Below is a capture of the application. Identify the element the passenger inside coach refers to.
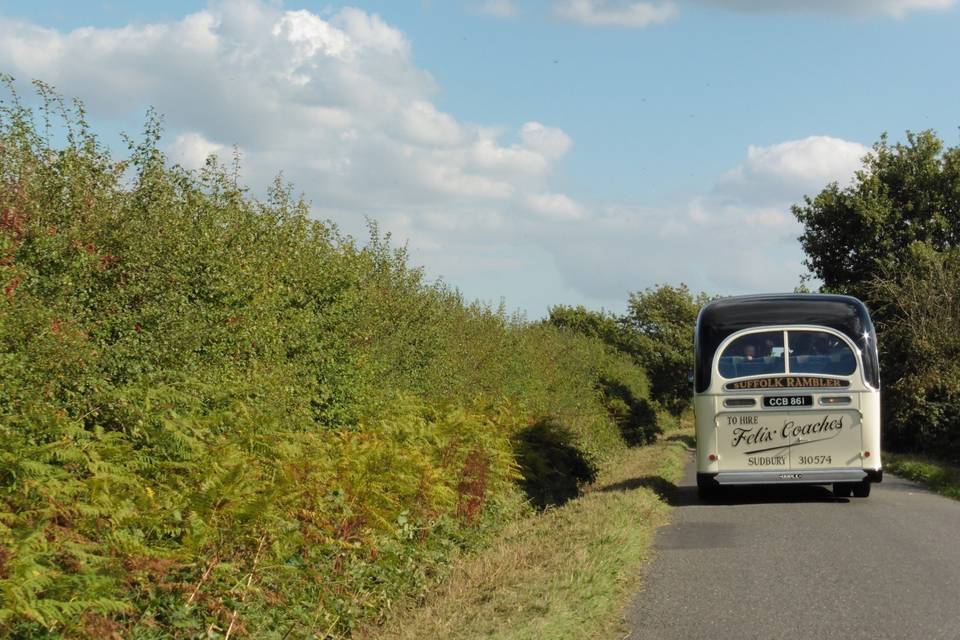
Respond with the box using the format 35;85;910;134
717;331;786;379
788;331;856;375
762;339;771;357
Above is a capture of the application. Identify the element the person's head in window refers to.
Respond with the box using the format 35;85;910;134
762;338;775;357
743;344;757;360
811;335;831;355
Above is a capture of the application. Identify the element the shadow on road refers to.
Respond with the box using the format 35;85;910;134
597;474;851;506
693;483;850;506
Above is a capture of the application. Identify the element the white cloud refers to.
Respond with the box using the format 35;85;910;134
272;10;354;63
526;192;586;219
167;132;231;170
400;101;464;146
519;122;573;159
555;0;954;28
475;0;520;17
715;136;868;204
554;0;678;27
535;135;870;301
689;0;955;17
0;2;575;226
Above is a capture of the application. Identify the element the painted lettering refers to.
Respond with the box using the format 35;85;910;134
731;426;775;448
781;415;844;439
725;376;849;391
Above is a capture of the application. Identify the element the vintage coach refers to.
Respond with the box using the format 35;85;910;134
693;294;882;499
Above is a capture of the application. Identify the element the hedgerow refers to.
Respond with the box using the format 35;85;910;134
0;80;660;638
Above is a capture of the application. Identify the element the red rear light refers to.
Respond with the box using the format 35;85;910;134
708;453;718;461
863;451;871;458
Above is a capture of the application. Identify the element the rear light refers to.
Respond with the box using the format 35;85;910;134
864;451;871;458
708;453;718;461
819;396;852;405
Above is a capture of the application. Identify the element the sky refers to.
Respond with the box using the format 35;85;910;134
0;0;958;316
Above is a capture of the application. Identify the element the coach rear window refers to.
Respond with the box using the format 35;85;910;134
717;331;785;379
787;330;857;376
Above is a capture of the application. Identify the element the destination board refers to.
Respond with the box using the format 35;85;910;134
725;376;850;391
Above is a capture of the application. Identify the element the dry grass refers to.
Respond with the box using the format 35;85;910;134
360;424;694;640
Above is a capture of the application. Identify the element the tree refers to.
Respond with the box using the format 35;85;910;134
867;245;960;458
547;288;712;415
794;129;960;458
624;284;712;414
793;130;960;300
545;305;635;354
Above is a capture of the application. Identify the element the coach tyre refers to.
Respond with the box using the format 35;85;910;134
852;480;871;498
697;474;719;501
833;482;853;498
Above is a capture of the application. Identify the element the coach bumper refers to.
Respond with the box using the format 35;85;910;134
704;469;870;485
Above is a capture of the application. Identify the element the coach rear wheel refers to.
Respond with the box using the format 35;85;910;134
833;482;853;498
852;481;872;498
697;475;720;501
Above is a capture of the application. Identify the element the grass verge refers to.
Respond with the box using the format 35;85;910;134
885;453;960;500
360;425;694;640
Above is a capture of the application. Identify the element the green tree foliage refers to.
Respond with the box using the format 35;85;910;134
544;305;631;353
793;130;960;298
624;285;712;414
548;287;710;416
868;246;960;460
0;80;661;638
794;129;960;460
545;306;662;442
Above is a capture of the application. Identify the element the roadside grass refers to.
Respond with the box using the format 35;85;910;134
885;453;960;500
360;423;694;640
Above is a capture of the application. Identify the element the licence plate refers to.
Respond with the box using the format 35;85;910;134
763;395;812;408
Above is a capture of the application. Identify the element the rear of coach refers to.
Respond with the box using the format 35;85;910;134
693;295;882;499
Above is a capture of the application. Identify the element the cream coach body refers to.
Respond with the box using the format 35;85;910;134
693;294;882;499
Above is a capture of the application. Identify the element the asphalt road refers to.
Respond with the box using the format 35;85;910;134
624;461;960;640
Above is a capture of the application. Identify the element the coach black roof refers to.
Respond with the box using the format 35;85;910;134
694;294;880;392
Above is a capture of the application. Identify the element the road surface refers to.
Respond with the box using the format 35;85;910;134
625;462;960;639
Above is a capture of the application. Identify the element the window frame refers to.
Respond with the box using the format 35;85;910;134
714;325;862;382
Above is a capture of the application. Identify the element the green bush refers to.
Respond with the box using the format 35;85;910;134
0;81;660;637
548;285;712;416
868;244;960;462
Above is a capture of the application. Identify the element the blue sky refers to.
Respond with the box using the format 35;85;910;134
1;0;958;315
